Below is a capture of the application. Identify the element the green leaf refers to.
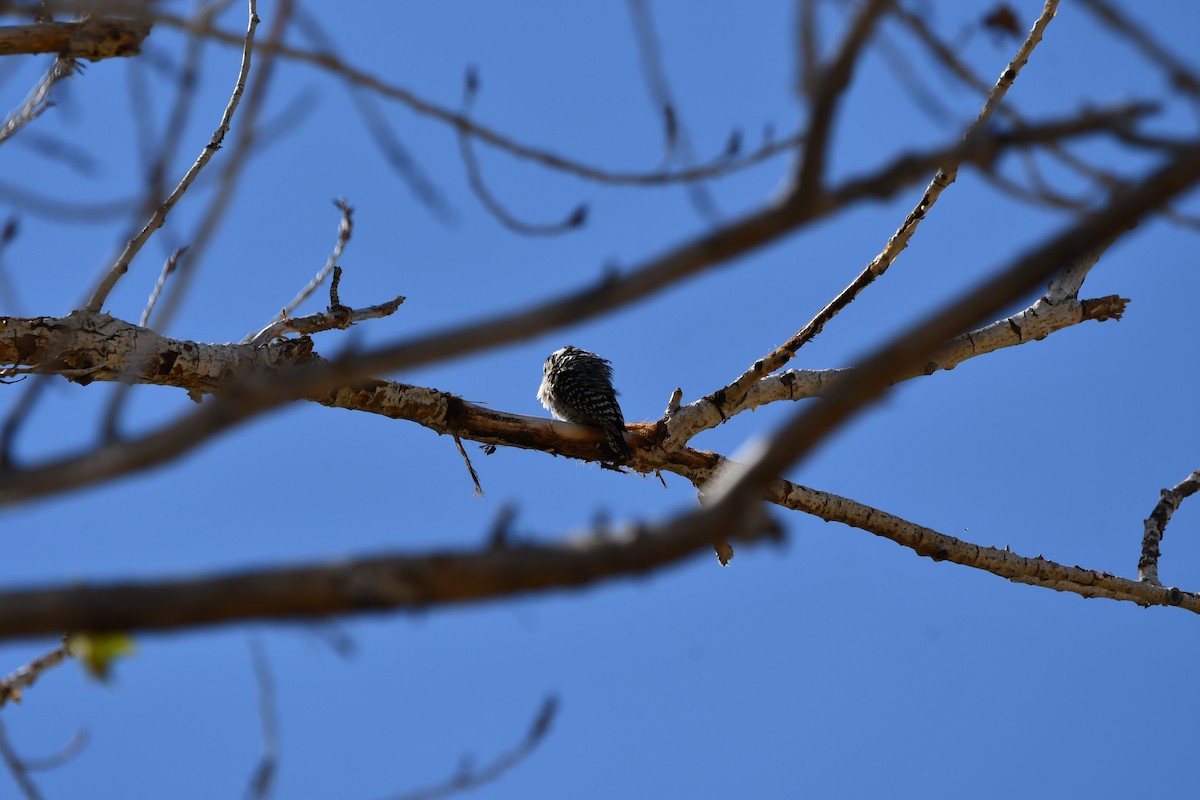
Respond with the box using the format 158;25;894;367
66;632;136;681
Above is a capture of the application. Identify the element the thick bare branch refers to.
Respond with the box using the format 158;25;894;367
0;18;150;60
665;290;1127;443
0;103;1168;506
0;137;1195;633
664;451;1200;612
696;139;1200;542
1;434;1199;641
0;508;779;640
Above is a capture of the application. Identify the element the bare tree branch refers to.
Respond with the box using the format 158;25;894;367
1077;0;1200;97
697;139;1200;543
732;0;1063;411
1138;469;1200;585
0;56;77;147
456;68;587;236
0;136;1197;636
244;197;355;345
0;641;69;708
243;638;279;800
83;0;259;314
792;0;893;206
0;101;1163;505
148;7;806;188
0;17;150;60
667;450;1200;611
626;0;721;221
3;435;1200;641
665;287;1127;443
0;719;43;800
138;0;292;332
381;696;557;800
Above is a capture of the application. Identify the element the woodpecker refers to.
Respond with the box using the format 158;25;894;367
537;346;631;461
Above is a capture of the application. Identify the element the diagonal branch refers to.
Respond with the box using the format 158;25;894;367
148;8;806;189
791;0;893;206
385;696;557;800
1;141;1199;637
1138;469;1200;585
0;641;69;708
244;197;356;345
666;450;1200;610
665;288;1127;443
1077;0;1200;96
0;291;1125;468
82;0;259;314
0;436;1198;642
696;139;1200;537
0;57;78;147
709;0;1062;424
0;104;1170;506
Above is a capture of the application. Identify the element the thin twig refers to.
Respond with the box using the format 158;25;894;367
147;9;806;188
245;293;405;344
328;265;342;308
1138;470;1200;585
244;197;354;344
140;246;188;328
893;3;1121;192
699;142;1197;566
289;7;453;220
626;0;720;221
457;68;587;236
383;696;558;800
144;0;291;336
0;57;77;147
0;103;1165;505
0;180;134;222
0;641;70;708
243;638;279;800
794;0;819;99
453;434;484;497
706;0;1061;421
18;729;87;773
0;370;53;468
0;719;42;800
83;0;260;314
101;243;191;441
131;0;215;231
792;0;893;205
1076;0;1200;96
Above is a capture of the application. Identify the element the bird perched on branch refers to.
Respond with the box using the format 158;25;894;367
537;346;631;462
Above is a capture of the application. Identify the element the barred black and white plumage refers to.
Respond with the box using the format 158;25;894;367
537;346;631;461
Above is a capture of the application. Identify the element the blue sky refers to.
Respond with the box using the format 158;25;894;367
1;1;1199;797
